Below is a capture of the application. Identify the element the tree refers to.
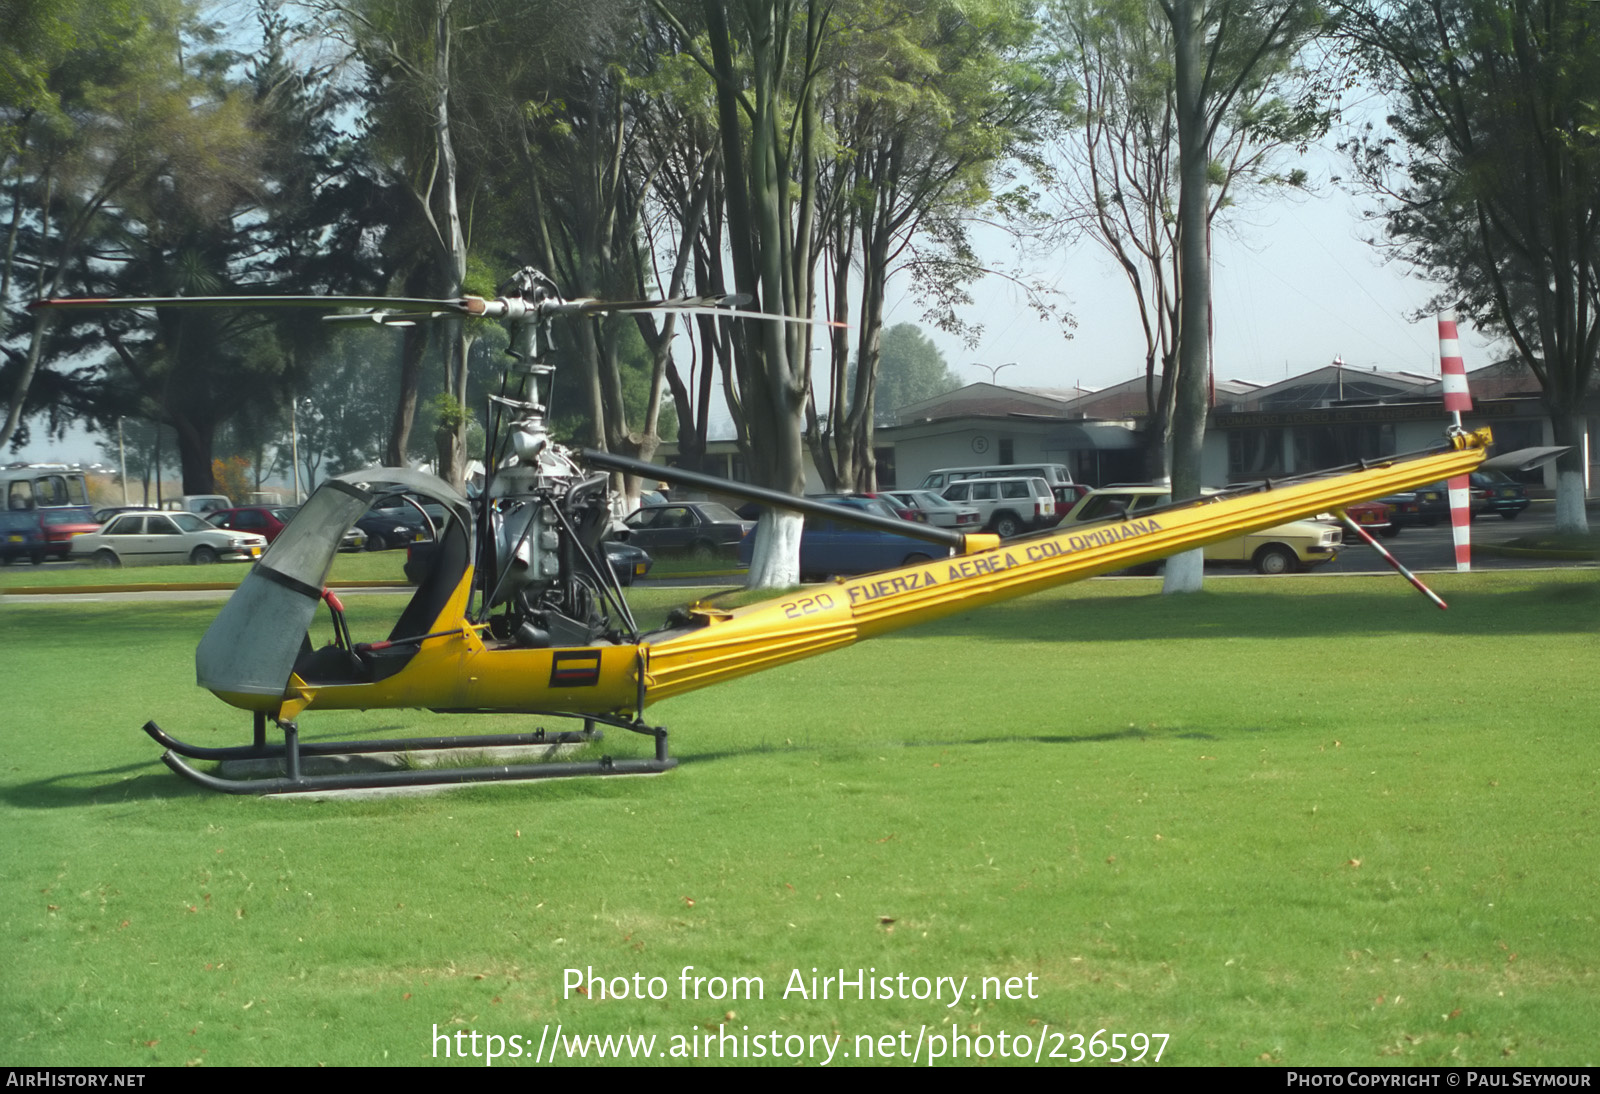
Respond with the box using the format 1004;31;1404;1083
645;0;1056;583
647;0;831;587
1;0;257;456
3;2;383;489
849;322;961;420
630;27;728;479
290;327;400;486
1128;0;1325;592
475;12;689;501
327;0;635;485
96;416;174;505
329;0;481;485
1046;0;1325;482
806;0;1057;494
1339;0;1600;533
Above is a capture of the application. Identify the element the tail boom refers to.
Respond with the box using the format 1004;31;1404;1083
639;432;1490;704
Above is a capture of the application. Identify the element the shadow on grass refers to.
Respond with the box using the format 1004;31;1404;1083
898;725;1225;747
681;723;1221;766
1;758;205;809
7;722;1234;811
0;714;511;810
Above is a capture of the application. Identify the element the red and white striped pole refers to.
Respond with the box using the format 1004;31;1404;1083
1438;312;1473;571
1338;512;1448;610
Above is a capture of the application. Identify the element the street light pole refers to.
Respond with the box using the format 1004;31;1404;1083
290;395;301;504
118;417;128;505
971;361;1017;385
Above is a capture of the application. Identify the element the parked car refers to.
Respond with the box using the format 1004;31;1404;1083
405;537;650;586
2;465;95;564
938;476;1057;537
875;489;982;530
1063;487;1342;574
207;505;292;541
355;507;429;551
1469;470;1530;519
619;502;753;560
372;492;453;536
1333;498;1392;538
35;510;102;561
1379;470;1528;535
867;492;920;522
738;495;951;581
1379;480;1451;534
917;462;1075;494
70;510;267;567
93;506;150;525
1054;482;1092;510
160;494;233;515
603;540;654;586
209;505;368;551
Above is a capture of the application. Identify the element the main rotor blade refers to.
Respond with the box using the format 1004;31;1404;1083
532;293;843;327
582;448;965;550
29;294;472;313
566;293;752;314
31;291;847;328
321;310;451;326
660;305;848;329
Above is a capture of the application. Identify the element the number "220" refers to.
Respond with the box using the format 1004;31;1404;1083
781;592;835;619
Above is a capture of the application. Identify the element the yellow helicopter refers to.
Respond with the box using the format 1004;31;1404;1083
35;274;1496;794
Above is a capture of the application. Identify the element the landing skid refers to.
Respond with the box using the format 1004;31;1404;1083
144;712;675;795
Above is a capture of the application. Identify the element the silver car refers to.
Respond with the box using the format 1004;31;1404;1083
878;490;983;530
70;510;267;567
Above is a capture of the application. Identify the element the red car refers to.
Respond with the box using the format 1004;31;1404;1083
1340;498;1393;538
40;510;103;560
207;506;292;542
209;505;369;551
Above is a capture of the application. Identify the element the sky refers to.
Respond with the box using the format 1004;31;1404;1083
883;144;1504;397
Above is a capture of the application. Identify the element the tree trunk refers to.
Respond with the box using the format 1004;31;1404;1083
387;261;433;466
1143;351;1179;481
173;415;217;496
1;314;53;451
701;0;821;589
1550;410;1591;534
1162;0;1209;595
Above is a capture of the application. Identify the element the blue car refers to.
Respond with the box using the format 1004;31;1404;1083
739;496;950;581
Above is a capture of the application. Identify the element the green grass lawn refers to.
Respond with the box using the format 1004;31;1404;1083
2;570;1597;1066
0;549;410;589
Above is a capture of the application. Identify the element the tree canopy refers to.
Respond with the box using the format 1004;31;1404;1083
1339;0;1600;532
1045;0;1328;482
849;322;961;419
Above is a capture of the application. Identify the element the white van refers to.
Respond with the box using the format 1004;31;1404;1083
939;476;1057;537
918;463;1074;491
161;494;233;515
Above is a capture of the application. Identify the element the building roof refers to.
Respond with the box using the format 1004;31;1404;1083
1227;365;1435;411
877;357;1569;435
1418;359;1545;401
893;382;1096;424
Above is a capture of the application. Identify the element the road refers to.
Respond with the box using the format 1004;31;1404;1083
1319;501;1593;575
